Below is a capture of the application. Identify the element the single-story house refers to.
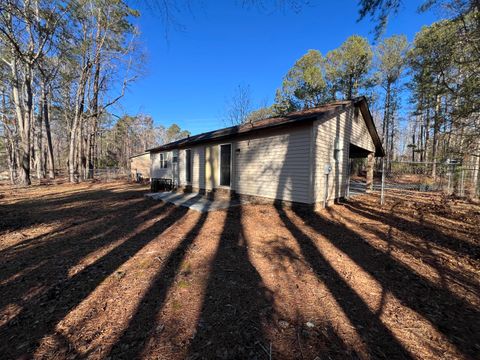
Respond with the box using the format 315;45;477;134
129;152;151;181
147;97;384;208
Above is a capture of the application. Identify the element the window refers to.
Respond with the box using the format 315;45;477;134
160;153;167;168
220;144;231;186
185;149;192;183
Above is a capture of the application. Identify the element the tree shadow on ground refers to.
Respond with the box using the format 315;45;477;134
344;199;480;261
0;184;141;235
106;210;210;359
292;204;480;359
0;188;194;359
275;203;413;359
342;200;479;296
187;199;274;359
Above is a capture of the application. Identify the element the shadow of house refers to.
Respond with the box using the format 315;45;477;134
0;189;191;358
187;197;274;359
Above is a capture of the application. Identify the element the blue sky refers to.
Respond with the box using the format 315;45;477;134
119;0;437;135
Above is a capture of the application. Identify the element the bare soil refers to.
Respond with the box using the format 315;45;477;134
0;181;479;359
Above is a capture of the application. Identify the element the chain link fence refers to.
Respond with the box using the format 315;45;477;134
47;168;130;183
349;160;480;200
380;161;479;197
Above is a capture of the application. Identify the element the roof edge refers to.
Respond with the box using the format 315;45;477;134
353;96;385;157
129;152;149;159
147;102;352;153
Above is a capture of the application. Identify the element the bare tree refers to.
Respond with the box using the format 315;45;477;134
224;84;254;126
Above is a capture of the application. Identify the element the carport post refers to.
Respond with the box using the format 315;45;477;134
366;152;374;193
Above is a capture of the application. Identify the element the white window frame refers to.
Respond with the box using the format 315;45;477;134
218;143;232;188
160;153;167;169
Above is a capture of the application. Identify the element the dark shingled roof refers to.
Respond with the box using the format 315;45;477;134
147;97;384;156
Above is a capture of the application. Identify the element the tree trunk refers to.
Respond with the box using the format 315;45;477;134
42;87;55;179
11;57;32;186
472;145;480;199
68;61;91;183
1;88;16;184
382;82;391;152
88;59;101;179
431;96;441;179
366;152;375;192
34;94;44;180
412;125;416;162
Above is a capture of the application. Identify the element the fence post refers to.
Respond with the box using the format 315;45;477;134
460;168;465;197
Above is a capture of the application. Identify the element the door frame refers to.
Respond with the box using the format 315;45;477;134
184;148;192;184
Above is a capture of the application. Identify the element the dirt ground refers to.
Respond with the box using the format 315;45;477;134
0;181;479;360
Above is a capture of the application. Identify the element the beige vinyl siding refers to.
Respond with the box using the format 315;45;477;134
351;108;375;152
313;107;375;203
191;146;205;189
205;144;220;190
176;147;204;188
235;125;312;203
178;149;186;185
151;151;173;179
130;153;150;178
314;111;349;204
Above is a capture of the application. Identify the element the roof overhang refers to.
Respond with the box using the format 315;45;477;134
147;97;384;157
353;97;385;157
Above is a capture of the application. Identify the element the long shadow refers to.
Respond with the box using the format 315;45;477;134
342;202;480;296
0;191;164;307
0;186;148;257
106;209;210;359
187;199;274;359
0;185;143;235
345;200;480;261
0;190;192;358
293;205;480;359
269;110;415;358
275;203;412;359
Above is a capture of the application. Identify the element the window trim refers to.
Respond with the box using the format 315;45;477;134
159;153;168;169
218;143;232;188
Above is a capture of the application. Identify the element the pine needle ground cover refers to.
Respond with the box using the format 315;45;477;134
0;182;478;359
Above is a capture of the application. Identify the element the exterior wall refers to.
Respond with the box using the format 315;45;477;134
178;148;186;185
313;107;375;204
350;108;375;152
150;151;173;179
191;146;205;189
205;144;220;190
150;105;377;206
234;124;313;203
153;126;313;204
130;153;151;179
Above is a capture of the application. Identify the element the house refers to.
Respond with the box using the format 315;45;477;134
147;97;384;208
129;152;151;181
